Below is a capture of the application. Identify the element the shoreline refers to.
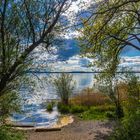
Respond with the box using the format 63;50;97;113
7;115;74;131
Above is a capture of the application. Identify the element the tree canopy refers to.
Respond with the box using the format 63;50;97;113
79;0;140;72
0;0;73;96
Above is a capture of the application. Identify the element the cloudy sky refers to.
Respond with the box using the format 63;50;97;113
33;0;140;72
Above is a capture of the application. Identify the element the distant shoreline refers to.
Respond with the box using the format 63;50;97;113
26;71;140;74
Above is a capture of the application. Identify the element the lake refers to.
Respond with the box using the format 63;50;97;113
10;73;95;127
10;72;140;127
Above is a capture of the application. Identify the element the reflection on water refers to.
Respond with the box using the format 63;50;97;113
25;73;94;103
73;73;93;90
11;105;59;127
11;72;140;126
11;73;95;126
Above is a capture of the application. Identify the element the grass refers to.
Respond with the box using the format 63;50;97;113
58;88;115;120
57;87;119;120
0;126;25;140
78;110;107;120
70;105;88;113
78;105;116;120
57;87;116;120
57;103;87;114
57;102;116;120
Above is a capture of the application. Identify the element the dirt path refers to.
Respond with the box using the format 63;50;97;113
27;120;115;140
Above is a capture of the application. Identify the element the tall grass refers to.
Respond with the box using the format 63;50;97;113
70;88;110;106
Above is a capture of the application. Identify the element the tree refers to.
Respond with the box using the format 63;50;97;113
109;74;140;140
0;0;73;97
79;0;140;117
79;0;140;71
125;74;140;114
53;73;75;105
96;72;124;119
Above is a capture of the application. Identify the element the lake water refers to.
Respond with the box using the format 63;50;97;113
10;72;140;127
10;73;95;127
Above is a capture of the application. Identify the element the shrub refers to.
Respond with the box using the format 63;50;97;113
109;75;140;140
57;103;70;114
0;92;21;122
70;105;87;114
115;104;124;119
57;102;88;114
124;75;140;114
79;109;106;120
105;111;116;119
46;101;56;112
0;126;24;140
53;73;75;105
90;105;115;112
46;103;53;112
110;111;140;140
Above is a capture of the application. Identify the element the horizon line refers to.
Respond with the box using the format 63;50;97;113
26;71;140;74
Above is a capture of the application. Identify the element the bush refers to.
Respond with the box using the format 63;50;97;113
115;104;124;119
0;92;21;122
109;75;140;140
110;111;140;140
53;73;75;105
70;105;87;114
78;106;110;120
46;103;53;112
0;126;24;140
105;111;116;119
46;101;56;112
57;103;87;114
57;103;70;114
79;110;106;120
93;105;115;112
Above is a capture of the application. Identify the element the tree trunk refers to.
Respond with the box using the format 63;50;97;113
62;99;69;105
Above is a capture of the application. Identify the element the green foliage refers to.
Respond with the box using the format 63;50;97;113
0;126;25;140
46;101;56;112
125;75;140;114
58;102;116;120
0;0;69;96
78;105;115;120
92;105;115;112
109;75;140;140
105;111;116;119
57;103;71;114
115;104;124;119
57;103;87;114
53;73;75;105
70;105;87;114
110;111;140;140
79;0;140;72
79;108;107;120
96;74;124;119
46;103;53;112
0;92;21;122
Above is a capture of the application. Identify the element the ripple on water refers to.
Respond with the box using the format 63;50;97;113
10;104;60;127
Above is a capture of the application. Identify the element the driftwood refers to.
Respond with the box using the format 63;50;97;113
35;127;61;132
6;124;34;128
